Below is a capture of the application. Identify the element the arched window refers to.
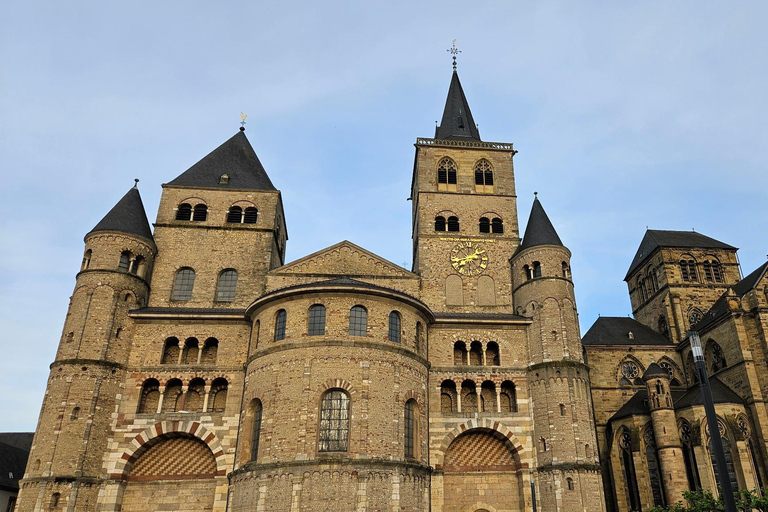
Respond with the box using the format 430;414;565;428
274;309;287;341
453;341;467;365
440;380;457;412
118;251;131;271
192;204;208;221
437;157;457;185
461;380;477;412
250;399;263;461
709;425;740;493
480;381;496;412
318;389;350;452
182;337;199;365
161;337;180;364
185;378;205;412
130;255;143;275
680;420;701;491
81;249;92;270
479;217;490;233
619;429;641;511
500;381;517;413
533;261;542;278
404;399;417;458
469;341;483;365
201;338;218;364
244;207;258;224
566;477;574;490
645;428;665;507
162;379;183;413
680;258;697;281
434;216;446;231
210;378;228;412
70;406;80;420
447;216;460;232
523;265;531;281
226;205;243;223
308;305;326;336
474;159;493;186
486;342;500;365
216;269;238;302
491;218;503;233
171;268;195;301
52;493;60;507
176;203;192;221
559;403;566;416
707;340;727;373
658;315;670;339
562;261;570;278
689;308;703;328
348;305;367;336
388;311;401;343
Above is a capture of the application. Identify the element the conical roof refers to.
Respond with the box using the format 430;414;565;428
166;130;276;191
87;185;154;245
435;71;481;141
518;197;563;251
642;362;669;381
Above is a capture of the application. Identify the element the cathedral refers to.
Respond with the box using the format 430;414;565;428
16;62;768;512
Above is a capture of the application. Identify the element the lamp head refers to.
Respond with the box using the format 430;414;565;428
689;330;704;361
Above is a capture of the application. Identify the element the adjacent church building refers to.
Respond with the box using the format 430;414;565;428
16;65;768;512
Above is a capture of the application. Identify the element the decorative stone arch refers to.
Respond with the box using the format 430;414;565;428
657;356;683;383
230;199;257;207
319;378;356;396
178;196;208;206
402;389;421;403
435;418;525;468
111;421;226;479
460;503;498;512
616;354;646;384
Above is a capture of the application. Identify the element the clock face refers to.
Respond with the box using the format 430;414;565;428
450;241;489;276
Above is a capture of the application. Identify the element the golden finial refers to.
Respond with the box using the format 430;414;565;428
240;112;248;131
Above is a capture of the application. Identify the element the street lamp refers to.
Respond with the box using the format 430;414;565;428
689;330;737;512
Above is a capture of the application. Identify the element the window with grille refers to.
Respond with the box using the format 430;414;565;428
680;259;697;281
474;159;493;186
479;217;490;233
435;216;446;231
388;311;401;342
244;207;258;224
491;218;503;233
216;269;238;302
447;216;460;232
349;306;367;336
318;390;350;452
171;268;195;301
118;251;131;271
251;400;262;461
176;203;192;221
226;206;242;223
308;305;326;336
404;399;416;458
437;157;457;184
274;309;287;341
193;204;208;221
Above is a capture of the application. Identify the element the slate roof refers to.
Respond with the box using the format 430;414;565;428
693;261;768;332
432;312;528;321
625;229;736;279
434;71;481;141
259;277;425;307
643;362;668;380
166;130;276;191
87;185;154;245
0;433;33;492
609;389;687;421
582;317;674;346
518;197;563;252
674;377;743;409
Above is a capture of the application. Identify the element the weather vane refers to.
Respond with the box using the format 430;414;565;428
240;112;248;131
447;40;461;70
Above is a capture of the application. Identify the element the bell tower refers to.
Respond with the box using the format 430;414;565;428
411;65;520;313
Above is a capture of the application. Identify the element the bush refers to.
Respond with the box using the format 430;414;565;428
646;488;768;512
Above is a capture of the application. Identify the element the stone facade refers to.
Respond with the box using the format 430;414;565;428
20;67;768;512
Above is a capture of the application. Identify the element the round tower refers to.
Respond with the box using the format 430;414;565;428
511;196;605;512
18;184;156;511
643;362;688;505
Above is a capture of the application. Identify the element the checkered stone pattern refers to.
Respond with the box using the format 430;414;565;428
130;436;217;479
443;430;517;471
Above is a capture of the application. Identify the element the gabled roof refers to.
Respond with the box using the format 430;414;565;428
625;229;736;280
517;197;563;252
435;71;481;141
87;185;154;245
693;261;768;332
166;130;276;191
582;317;674;346
674;377;743;409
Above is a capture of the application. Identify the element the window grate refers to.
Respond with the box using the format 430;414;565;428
308;305;326;336
274;309;287;341
216;269;238;302
171;268;195;301
388;311;401;342
318;390;350;452
348;306;367;336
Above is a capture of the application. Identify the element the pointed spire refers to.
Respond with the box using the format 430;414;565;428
87;184;154;245
435;71;481;141
519;194;563;251
166;131;276;191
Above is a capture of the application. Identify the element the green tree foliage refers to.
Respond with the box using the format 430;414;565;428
646;488;768;512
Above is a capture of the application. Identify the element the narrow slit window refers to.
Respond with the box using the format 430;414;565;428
274;309;287;341
388;311;401;343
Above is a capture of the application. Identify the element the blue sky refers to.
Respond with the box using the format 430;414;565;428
1;1;767;431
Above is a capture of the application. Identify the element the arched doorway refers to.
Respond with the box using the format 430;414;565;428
441;428;523;511
121;434;218;511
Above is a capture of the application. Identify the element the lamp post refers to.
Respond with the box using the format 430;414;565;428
689;330;737;512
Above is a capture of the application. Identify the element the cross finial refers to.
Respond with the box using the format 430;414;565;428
240;112;248;131
447;40;461;70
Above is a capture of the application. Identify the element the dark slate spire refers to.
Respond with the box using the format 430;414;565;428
166;130;276;191
87;182;154;245
435;71;481;141
642;362;668;381
519;196;563;251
